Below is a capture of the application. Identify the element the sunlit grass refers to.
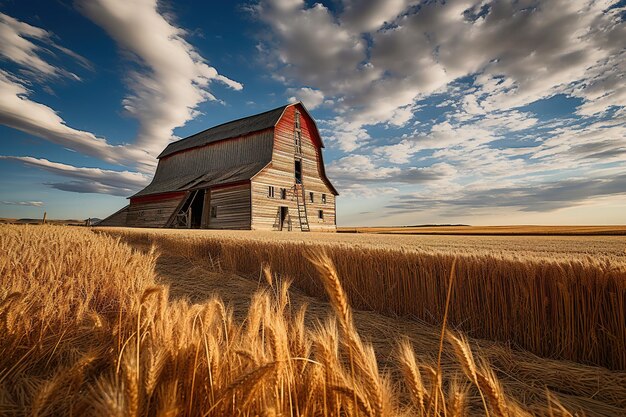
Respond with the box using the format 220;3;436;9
2;225;624;416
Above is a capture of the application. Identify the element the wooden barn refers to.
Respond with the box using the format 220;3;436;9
99;102;338;231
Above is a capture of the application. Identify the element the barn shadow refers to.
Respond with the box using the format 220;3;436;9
151;249;269;319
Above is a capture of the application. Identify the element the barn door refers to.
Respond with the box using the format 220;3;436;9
189;190;205;228
201;190;211;228
272;206;292;231
280;206;290;231
172;190;204;228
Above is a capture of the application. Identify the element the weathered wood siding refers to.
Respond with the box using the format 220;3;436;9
98;204;129;227
251;104;336;231
127;193;186;228
206;183;251;229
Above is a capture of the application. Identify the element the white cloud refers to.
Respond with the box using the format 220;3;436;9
1;200;44;207
373;140;419;164
479;110;538;132
76;0;243;156
327;154;456;185
0;13;87;80
322;119;370;152
340;0;417;33
255;1;367;92
255;0;626;150
531;116;626;163
573;51;626;116
1;7;243;196
0;14;155;169
416;120;497;151
287;87;324;109
339;184;399;199
386;169;626;214
253;0;626;222
0;70;151;167
0;156;149;196
327;154;397;180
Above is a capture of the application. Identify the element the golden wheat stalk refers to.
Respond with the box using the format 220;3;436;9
397;338;427;412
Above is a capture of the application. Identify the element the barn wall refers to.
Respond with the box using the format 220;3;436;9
98;205;129;227
127;193;186;228
207;183;251;230
251;104;336;231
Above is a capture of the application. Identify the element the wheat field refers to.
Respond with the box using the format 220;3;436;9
2;225;625;416
100;227;626;370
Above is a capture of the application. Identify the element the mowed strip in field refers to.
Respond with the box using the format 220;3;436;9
101;227;626;371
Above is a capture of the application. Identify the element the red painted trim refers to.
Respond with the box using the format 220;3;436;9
275;104;324;149
159;127;274;160
130;192;186;204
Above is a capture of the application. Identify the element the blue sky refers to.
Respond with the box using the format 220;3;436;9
0;0;625;225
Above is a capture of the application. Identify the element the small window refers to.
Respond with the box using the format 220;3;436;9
322;194;326;204
318;210;324;220
210;206;217;218
268;186;275;198
295;111;301;129
309;192;314;203
280;188;287;199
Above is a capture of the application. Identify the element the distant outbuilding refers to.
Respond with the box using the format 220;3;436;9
99;103;338;231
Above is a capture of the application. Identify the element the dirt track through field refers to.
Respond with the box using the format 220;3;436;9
141;242;626;417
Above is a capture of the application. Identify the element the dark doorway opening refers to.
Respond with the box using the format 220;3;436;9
295;160;302;184
279;206;289;231
173;189;205;228
189;189;205;228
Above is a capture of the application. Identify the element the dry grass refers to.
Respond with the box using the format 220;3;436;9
1;224;592;416
100;227;626;370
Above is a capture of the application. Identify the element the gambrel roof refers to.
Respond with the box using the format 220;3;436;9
133;103;337;198
158;104;290;159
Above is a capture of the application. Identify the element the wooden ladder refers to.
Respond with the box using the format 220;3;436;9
294;183;310;232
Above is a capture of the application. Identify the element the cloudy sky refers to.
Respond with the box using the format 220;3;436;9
0;0;625;225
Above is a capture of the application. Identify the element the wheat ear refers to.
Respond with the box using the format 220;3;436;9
397;338;427;412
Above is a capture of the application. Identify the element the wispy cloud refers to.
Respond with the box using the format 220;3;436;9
0;14;152;168
0;156;150;197
76;0;243;156
1;200;44;207
0;70;151;167
327;154;456;187
386;171;626;214
0;5;243;196
0;12;89;80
